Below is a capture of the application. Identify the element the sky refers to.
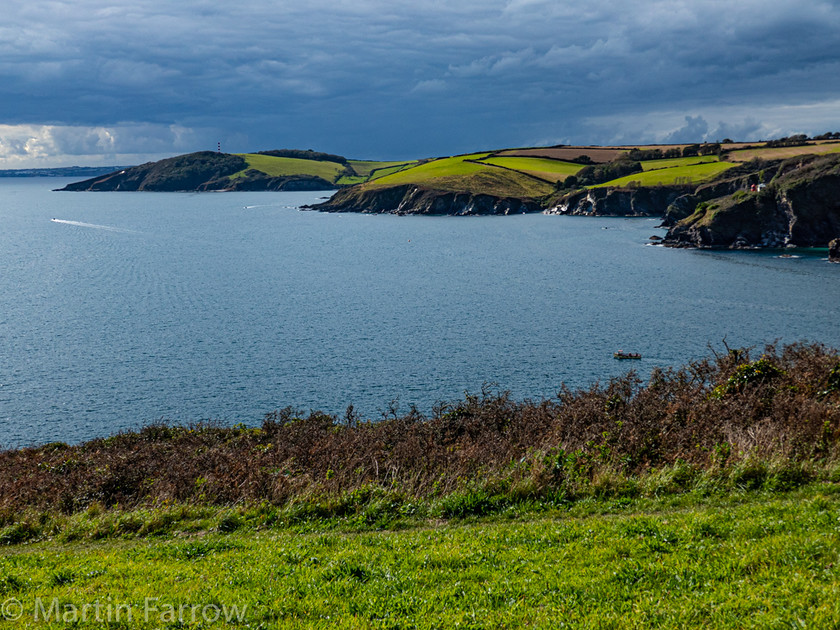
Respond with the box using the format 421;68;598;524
1;0;840;167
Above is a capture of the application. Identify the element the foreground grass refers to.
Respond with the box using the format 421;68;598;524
2;485;839;628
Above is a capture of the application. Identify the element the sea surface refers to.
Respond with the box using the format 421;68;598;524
1;178;838;447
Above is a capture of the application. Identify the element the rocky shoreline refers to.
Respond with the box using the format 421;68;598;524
661;153;840;251
306;184;543;215
544;186;685;217
54;146;840;255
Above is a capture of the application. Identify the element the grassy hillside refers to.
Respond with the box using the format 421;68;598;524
61;136;840;196
234;153;347;181
358;153;556;198
479;156;583;182
640;155;719;171
229;154;420;187
594;161;737;188
352;139;840;198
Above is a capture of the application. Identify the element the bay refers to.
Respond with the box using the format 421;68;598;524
1;178;838;447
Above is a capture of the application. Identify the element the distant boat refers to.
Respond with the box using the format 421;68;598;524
614;351;642;360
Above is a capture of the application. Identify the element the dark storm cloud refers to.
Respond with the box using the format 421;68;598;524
2;0;839;165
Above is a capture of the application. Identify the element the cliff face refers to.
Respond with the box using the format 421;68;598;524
662;164;779;226
308;184;543;215
545;187;685;216
664;154;840;248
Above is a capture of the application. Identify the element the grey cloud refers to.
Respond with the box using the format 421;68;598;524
1;0;839;164
664;116;710;144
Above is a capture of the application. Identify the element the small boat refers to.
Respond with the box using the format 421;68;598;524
614;351;642;360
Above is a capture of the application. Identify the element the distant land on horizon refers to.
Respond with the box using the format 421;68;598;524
0;165;131;178
55;137;840;254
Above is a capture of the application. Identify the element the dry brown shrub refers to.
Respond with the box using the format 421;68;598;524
1;343;838;513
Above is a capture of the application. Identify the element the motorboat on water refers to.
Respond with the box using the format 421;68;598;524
614;351;642;360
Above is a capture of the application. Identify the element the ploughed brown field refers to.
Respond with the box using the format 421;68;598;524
496;146;627;163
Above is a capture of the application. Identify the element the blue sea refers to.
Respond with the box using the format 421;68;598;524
1;178;838;447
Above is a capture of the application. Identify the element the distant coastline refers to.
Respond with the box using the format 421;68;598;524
0;165;130;178
53;137;840;252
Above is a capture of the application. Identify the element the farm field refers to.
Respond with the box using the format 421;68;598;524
370;153;494;183
234;153;346;181
345;160;415;178
726;142;840;162
640;155;719;171
337;160;420;185
595;161;737;188
230;154;419;185
2;486;838;628
495;146;627;163
364;153;555;197
214;140;840;197
478;156;584;182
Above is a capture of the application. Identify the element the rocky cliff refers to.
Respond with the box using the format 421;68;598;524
663;154;840;249
308;184;543;215
545;186;685;216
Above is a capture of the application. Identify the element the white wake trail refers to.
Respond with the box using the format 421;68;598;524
50;218;135;233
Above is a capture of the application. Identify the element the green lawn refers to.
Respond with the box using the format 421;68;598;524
595;161;737;188
2;486;838;628
479;156;584;182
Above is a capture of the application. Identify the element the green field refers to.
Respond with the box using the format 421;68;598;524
364;153;555;197
595;161;737;188
2;486;838;628
347;160;418;178
223;147;756;195
366;151;736;196
640;155;719;171
233;154;346;181
370;153;493;185
478;156;584;182
230;155;422;186
335;161;419;186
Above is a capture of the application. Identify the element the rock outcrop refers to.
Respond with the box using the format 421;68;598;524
830;238;840;262
546;186;685;216
308;184;542;215
662;162;780;225
663;154;840;249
